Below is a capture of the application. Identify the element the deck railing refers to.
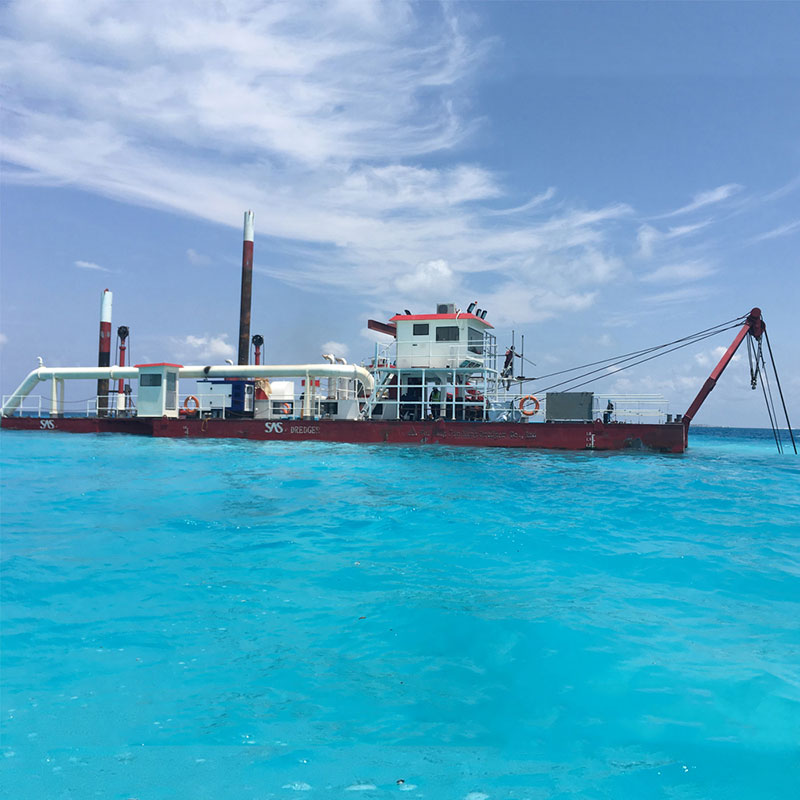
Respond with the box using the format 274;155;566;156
3;387;672;424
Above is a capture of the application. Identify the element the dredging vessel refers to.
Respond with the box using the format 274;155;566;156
1;213;791;454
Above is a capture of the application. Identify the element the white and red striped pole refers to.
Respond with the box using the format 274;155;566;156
237;211;255;365
97;289;112;415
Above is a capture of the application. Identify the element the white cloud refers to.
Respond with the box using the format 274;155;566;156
640;260;716;284
0;0;644;327
186;248;211;266
660;183;742;218
712;345;741;364
636;220;711;258
321;340;349;359
696;346;740;368
177;334;235;362
479;283;596;326
642;286;712;305
749;219;800;243
74;259;109;272
694;351;711;367
486;187;557;216
636;225;660;259
394;259;458;305
667;221;711;237
0;333;8;347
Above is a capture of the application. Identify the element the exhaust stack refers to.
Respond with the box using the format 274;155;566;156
237;210;255;365
116;325;130;412
97;289;112;415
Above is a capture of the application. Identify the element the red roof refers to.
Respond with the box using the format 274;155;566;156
135;363;184;368
389;313;493;329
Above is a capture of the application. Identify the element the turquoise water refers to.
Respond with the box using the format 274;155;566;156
1;428;798;799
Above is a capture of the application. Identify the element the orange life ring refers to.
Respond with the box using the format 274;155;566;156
183;395;200;414
280;402;291;415
519;395;540;416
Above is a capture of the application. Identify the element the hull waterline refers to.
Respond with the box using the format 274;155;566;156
0;416;688;453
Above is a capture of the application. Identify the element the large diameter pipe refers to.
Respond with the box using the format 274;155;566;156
2;363;374;417
237;211;255;365
2;366;140;416
97;289;113;415
179;363;374;393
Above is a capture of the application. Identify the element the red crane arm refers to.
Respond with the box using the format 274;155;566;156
367;319;397;337
683;307;765;424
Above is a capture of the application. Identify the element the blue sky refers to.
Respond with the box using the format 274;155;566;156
1;0;798;427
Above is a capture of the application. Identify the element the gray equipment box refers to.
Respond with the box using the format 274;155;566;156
545;392;594;422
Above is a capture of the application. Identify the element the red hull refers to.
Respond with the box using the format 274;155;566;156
1;416;687;452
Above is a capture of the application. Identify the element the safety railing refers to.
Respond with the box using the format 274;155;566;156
82;394;137;417
2;394;44;418
1;393;137;418
392;339;496;369
592;394;669;424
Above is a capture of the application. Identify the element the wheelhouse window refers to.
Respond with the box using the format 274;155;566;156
436;326;460;342
468;327;483;355
413;323;429;336
140;374;162;387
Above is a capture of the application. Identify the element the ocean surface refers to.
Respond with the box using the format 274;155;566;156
1;427;798;800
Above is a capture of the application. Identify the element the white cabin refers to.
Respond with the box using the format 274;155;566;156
136;363;182;418
392;306;493;370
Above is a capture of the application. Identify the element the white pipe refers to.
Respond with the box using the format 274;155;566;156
334;357;346;399
243;210;254;243
179;363;373;392
303;371;311;419
321;354;335;397
2;367;140;416
2;363;374;417
50;375;58;417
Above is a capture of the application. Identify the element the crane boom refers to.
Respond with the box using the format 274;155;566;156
683;307;765;424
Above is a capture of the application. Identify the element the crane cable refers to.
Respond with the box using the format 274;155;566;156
518;315;747;385
748;336;779;452
523;320;743;396
758;346;783;454
747;327;796;454
764;328;797;454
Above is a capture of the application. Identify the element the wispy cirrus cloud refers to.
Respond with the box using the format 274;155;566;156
748;219;800;243
640;260;716;284
636;220;711;258
2;1;784;332
0;0;643;325
642;285;713;306
658;183;743;218
74;259;110;272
